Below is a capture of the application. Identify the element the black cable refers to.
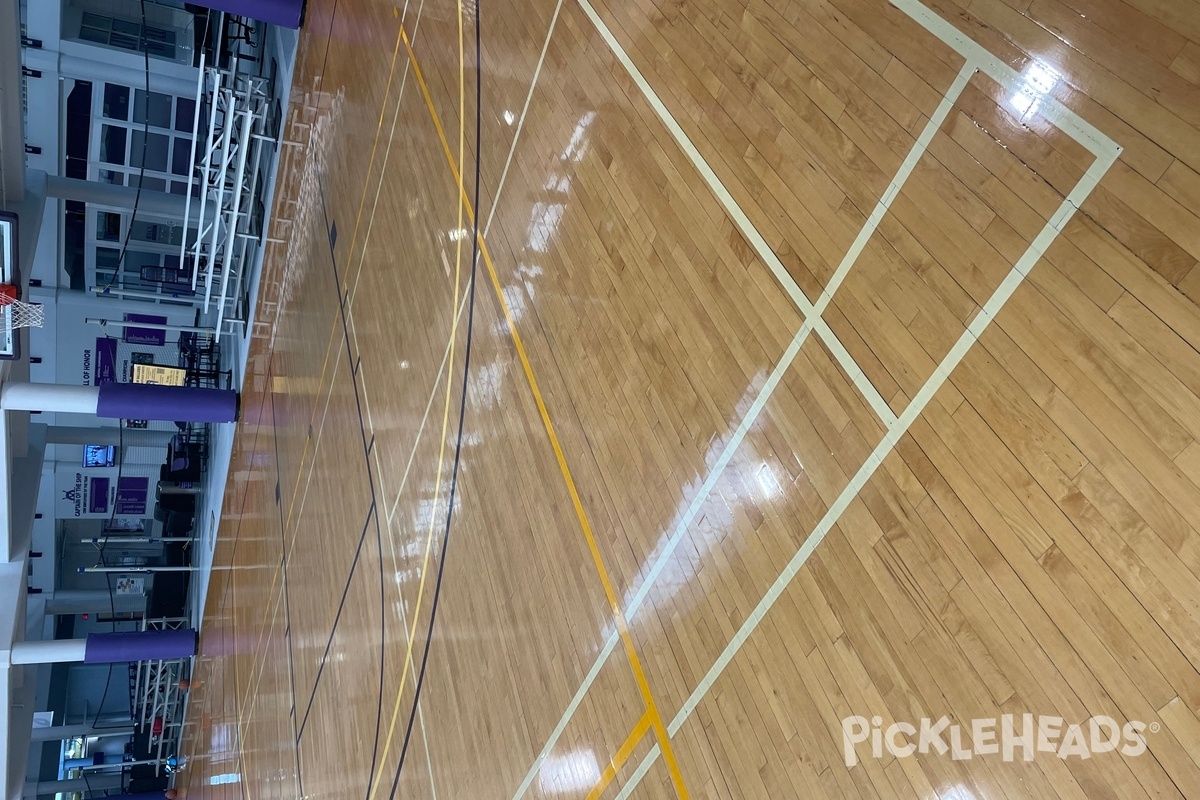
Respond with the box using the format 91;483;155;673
82;4;218;780
83;419;123;737
386;2;483;795
99;0;153;294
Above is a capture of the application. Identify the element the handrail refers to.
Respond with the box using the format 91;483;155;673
179;51;205;278
190;68;222;290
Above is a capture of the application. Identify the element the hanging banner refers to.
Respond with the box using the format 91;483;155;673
124;313;168;346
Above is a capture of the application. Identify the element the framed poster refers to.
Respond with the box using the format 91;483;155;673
114;576;145;595
83;444;116;467
133;363;187;386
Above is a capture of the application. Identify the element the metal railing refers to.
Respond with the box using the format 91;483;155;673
179;13;276;337
129;617;191;776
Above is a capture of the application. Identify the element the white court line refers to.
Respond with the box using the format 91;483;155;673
344;0;426;442
571;0;896;427
814;64;974;314
483;0;566;239
285;326;344;557
238;573;286;734
347;0;424;308
386;287;472;525
373;0;566;776
374;439;440;800
348;0;562;774
336;2;449;786
284;1;448;784
613;141;1121;800
509;321;810;800
380;0;562;524
889;0;1120;160
507;18;977;800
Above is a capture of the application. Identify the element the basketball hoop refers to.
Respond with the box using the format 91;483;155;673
0;284;45;329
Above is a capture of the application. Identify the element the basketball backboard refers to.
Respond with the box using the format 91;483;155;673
0;210;19;360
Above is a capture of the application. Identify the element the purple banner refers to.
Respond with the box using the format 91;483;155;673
123;313;168;346
115;477;149;515
93;338;119;386
88;478;110;514
184;0;303;29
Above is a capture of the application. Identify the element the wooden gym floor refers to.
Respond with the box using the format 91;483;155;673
179;0;1200;796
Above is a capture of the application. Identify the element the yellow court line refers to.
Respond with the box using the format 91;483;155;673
397;25;692;800
245;12;416;687
365;7;469;800
586;712;654;800
283;9;409;535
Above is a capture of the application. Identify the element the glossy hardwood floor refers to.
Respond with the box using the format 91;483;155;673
178;0;1200;796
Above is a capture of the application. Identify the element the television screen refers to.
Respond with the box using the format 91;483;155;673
83;445;115;468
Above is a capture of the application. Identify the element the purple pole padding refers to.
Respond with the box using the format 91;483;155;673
84;628;198;664
185;0;305;28
97;383;239;423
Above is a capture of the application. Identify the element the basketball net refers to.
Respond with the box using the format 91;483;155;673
0;288;45;329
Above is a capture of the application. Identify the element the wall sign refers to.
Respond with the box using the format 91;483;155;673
115;477;150;515
56;469;116;518
92;338;119;385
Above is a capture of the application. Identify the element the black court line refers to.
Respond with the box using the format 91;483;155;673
384;6;484;793
270;378;306;799
295;503;376;742
273;173;393;796
209;360;270;800
315;179;390;800
210;0;345;792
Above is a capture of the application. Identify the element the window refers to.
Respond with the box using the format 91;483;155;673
93;85;197;193
97;211;121;242
77;13;177;60
130;130;170;172
79;12;109;43
95;246;121;286
131;220;183;247
88;207;195;299
103;85;130;120
171;139;191;176
134;90;173;129
99;125;127;164
110;18;141;51
175;98;196;132
129;174;167;192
